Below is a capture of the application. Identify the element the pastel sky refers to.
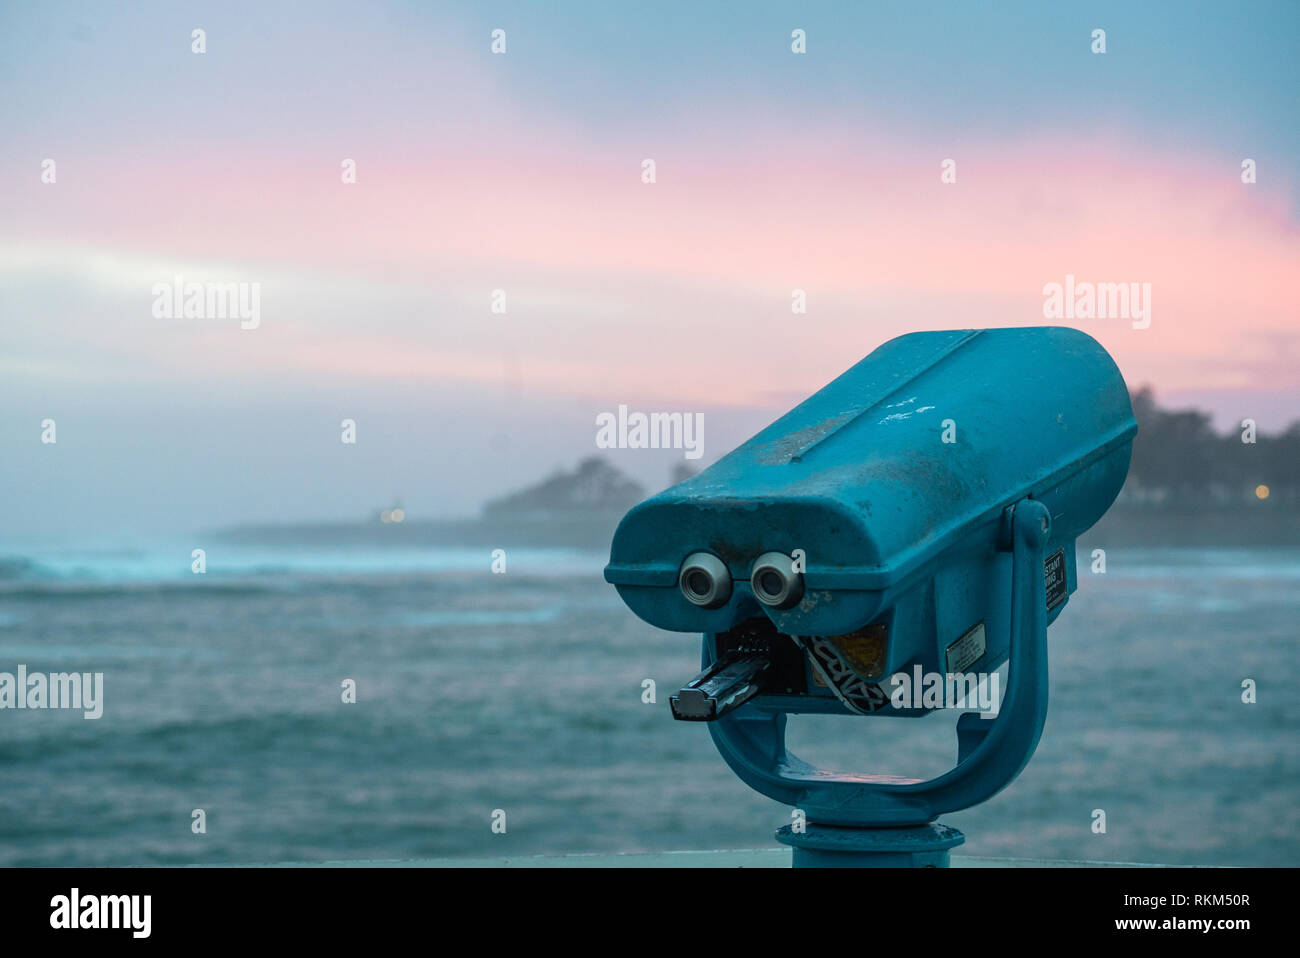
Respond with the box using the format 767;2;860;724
1;1;1297;542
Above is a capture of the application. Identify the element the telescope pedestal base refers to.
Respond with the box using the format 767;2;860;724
775;822;965;868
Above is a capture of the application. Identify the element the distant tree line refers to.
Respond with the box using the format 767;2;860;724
1123;387;1299;508
482;457;646;519
482;391;1297;519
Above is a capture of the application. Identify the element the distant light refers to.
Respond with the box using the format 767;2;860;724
1255;485;1270;500
380;510;392;523
390;508;405;523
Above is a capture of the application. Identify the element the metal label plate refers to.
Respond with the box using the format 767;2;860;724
1044;548;1068;611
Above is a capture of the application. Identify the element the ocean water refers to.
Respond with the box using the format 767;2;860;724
0;544;1296;866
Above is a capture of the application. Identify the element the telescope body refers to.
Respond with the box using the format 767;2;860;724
604;327;1136;855
606;326;1135;716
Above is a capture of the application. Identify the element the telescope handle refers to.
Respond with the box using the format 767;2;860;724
706;498;1053;826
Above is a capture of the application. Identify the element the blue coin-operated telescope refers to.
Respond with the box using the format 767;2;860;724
604;327;1136;866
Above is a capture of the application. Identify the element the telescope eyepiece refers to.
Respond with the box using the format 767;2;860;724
678;552;732;608
750;552;803;609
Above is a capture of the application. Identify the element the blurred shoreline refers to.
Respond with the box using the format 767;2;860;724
202;505;1300;553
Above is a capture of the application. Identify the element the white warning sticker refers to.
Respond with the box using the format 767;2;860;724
945;622;986;674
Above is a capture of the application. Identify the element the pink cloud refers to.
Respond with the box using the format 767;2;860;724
4;129;1297;405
